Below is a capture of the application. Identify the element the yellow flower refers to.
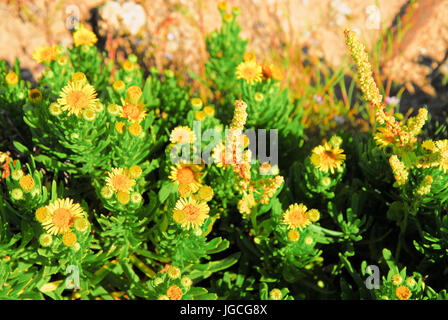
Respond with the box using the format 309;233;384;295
197;185;214;202
173;197;210;230
73;217;89;232
122;60;135;72
115;122;125;133
203;106;215;116
105;168;136;194
129;165;143;178
422;140;436;152
271;65;285;81
170;126;195;144
391;274;403;286
107;103;121;115
395;285;411;300
72;72;87;82
282;203;311;231
236;60;263;85
62;232;77;247
374;127;397;148
29;89;42;102
121;102;146;123
32;45;59;63
19;175;35;192
190;97;203;109
416;175;433;196
195;111;206;121
169;163;202;193
41;198;86;235
178;184;192;198
389;155;408;186
217;1;228;12
126;86;142;102
5;71;18;85
11;188;23;200
181;277;192;288
310;142;346;174
287;229;300;242
166;285;183;300
35;207;51;223
129;122;143;137
100;186;114;199
83;109;97;122
39;234;53;247
49;103;62;116
270;289;283;300
230;100;248;132
243;51;256;62
307;209;320;222
73;26;98;47
113;80;125;91
167;266;181;279
57;80;99;117
117;191;130;204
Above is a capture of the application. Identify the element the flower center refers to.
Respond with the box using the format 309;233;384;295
177;168;195;184
112;175;131;192
290;210;306;226
66;90;89;112
123;104;141;120
183;204;200;221
52;208;72;229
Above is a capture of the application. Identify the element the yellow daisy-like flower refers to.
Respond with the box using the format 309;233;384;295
126;86;142;102
122;60;135;72
115;122;125;133
204;106;215;116
57;80;99;117
243;51;256;62
167;266;181;279
117;191;130;204
310;142;346;174
236;60;263;85
172;197;210;230
374;127;397;148
41;198;86;235
107;103;121;115
73;217;89;232
120;102;146;123
282;203;311;231
73;27;98;47
129;165;143;179
113;80;125;91
29;89;42;102
19;175;35;192
270;289;283;300
62;232;77;247
5;71;19;86
287;229;300;242
196;185;214;202
32;45;59;64
36;207;51;223
166;285;183;300
39;234;53;247
169;163;202;193
395;285;411;300
105;167;136;194
170;126;195;144
195;111;206;121
178;184;193;198
129;122;143;137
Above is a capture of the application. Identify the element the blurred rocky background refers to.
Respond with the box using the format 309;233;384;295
1;0;448;112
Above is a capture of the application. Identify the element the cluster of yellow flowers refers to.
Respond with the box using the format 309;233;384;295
390;274;418;300
235;52;284;85
102;165;143;205
112;85;147;137
168;161;214;231
35;198;90;249
344;28;446;189
282;203;320;242
8;167;42;201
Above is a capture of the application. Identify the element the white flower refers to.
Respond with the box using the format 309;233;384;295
365;5;381;30
121;2;146;35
